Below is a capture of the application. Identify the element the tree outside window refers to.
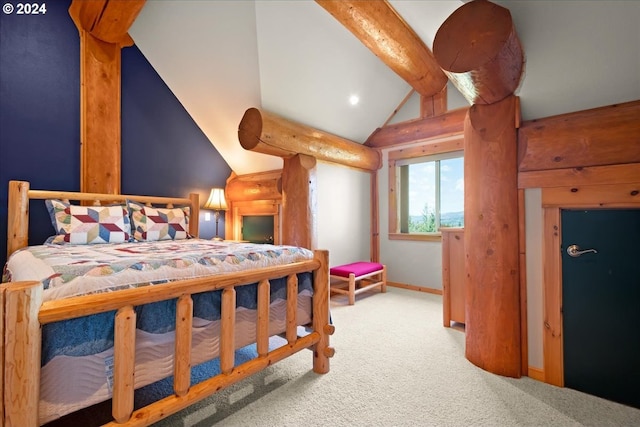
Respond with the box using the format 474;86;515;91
399;152;464;234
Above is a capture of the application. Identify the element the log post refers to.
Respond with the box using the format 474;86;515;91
312;249;332;374
3;281;43;427
256;279;270;357
68;0;146;194
7;180;29;258
286;274;298;344
112;305;136;423
433;0;524;105
315;0;448;97
281;154;317;249
174;294;193;397
238;108;381;171
464;95;521;377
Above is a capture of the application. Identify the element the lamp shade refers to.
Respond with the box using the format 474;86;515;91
203;188;228;210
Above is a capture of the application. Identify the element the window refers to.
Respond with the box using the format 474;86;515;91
388;137;464;241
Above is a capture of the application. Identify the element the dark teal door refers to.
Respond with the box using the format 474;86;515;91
562;209;640;409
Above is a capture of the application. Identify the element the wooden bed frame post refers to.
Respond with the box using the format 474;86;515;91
3;281;43;427
7;181;30;258
312;250;333;374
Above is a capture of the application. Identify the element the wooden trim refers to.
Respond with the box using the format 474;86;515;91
441;228;452;326
231;200;281;244
386;281;442;295
387;135;463;161
388;233;442;242
518;189;528;374
542;207;563;387
370;171;380;263
527;366;545;382
388;160;398;235
518;163;640;189
541;183;640;207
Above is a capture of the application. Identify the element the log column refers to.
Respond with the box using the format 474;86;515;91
69;0;146;194
282;154;317;249
464;95;520;377
433;0;523;105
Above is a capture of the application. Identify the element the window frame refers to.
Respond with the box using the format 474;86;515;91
388;135;464;242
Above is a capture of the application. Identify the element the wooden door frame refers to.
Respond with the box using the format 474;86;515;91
541;186;640;387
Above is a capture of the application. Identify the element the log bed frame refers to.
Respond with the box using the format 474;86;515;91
1;180;334;426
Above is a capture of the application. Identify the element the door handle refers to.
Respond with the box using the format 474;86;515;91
566;244;598;257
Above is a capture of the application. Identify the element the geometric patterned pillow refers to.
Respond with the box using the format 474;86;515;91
127;199;190;242
45;199;131;244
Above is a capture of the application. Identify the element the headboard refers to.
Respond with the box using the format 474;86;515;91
6;180;200;257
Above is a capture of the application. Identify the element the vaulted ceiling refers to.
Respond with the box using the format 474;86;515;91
128;1;640;175
128;1;468;174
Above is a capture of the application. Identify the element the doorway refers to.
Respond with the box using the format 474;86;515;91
561;209;640;408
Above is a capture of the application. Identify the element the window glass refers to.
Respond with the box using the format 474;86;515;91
398;151;464;234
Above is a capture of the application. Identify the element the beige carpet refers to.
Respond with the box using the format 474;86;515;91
150;287;640;427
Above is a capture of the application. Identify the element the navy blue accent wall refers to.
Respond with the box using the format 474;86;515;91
121;46;231;239
0;0;80;266
1;1;232;266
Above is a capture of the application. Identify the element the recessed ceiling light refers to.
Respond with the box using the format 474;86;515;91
349;94;360;106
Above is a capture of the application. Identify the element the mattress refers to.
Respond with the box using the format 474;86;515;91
2;239;316;424
39;292;312;424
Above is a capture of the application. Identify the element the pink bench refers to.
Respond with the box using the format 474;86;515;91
329;261;387;305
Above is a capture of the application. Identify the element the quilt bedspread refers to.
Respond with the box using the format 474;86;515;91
3;239;314;301
2;239;315;364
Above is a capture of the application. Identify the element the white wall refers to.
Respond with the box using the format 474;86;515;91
316;162;371;267
378;148;443;289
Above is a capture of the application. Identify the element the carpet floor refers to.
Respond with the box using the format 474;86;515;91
47;287;640;426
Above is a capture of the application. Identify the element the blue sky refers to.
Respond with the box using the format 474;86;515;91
408;156;464;216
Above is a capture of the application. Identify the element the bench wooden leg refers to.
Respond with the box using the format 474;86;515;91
381;265;387;293
348;273;356;305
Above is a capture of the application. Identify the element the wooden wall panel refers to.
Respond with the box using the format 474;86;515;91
518;100;640;172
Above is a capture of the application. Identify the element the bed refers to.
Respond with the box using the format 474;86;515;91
1;180;334;426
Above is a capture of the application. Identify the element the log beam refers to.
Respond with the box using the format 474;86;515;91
518;100;640;172
238;108;381;171
226;170;282;202
464;95;521;378
365;107;468;148
316;0;447;97
69;0;145;45
282;154;317;249
433;0;524;105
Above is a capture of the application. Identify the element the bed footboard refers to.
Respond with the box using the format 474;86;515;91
2;251;333;427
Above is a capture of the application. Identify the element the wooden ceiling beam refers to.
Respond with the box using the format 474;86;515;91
238;108;381;172
434;0;524;105
316;0;448;97
365;107;468;148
